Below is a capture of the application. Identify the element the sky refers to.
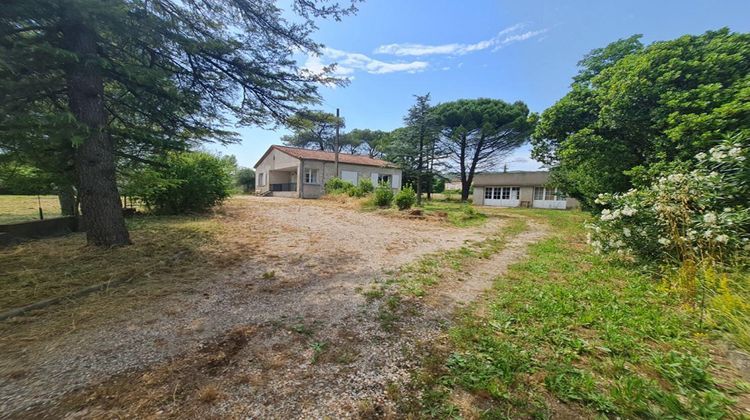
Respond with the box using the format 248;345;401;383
216;0;750;170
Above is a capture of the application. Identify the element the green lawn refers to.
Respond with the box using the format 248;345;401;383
388;209;750;418
0;195;62;224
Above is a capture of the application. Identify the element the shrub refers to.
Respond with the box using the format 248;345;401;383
372;182;394;207
122;151;233;214
394;186;417;210
324;177;355;195
358;178;374;194
587;138;749;265
235;168;255;193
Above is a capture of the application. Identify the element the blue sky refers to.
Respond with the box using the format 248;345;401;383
217;0;750;170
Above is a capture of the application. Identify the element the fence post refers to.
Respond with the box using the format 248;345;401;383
37;195;44;220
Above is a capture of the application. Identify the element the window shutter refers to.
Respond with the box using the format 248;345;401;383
371;173;379;185
392;173;401;189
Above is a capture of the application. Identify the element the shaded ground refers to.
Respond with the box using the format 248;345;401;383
1;196;539;418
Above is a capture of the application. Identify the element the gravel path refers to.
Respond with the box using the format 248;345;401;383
0;197;546;418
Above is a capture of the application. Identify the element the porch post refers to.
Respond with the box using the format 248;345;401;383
297;159;304;198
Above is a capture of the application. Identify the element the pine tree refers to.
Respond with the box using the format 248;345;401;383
1;0;354;245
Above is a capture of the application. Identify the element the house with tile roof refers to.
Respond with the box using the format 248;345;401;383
253;145;403;198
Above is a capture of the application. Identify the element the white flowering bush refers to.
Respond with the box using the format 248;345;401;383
587;138;750;265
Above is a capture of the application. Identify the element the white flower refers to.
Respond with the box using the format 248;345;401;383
667;174;685;182
621;206;637;216
704;230;713;239
710;150;726;162
658;237;671;246
703;212;717;225
715;234;729;244
623;227;631;237
728;147;742;157
696;152;707;161
724;207;732;213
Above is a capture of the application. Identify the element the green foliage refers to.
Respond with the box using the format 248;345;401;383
235;168;255;193
0;162;55;194
324;177;355;195
282;110;345;151
533;29;750;208
346;129;389;157
357;178;374;194
346;178;375;198
372;182;394;207
394;186;417;210
122;152;233;214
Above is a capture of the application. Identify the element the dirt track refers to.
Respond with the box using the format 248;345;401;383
0;196;545;418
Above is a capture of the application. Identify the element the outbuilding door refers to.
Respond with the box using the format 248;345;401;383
483;186;520;207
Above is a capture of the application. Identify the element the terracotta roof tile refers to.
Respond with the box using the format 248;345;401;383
257;145;396;168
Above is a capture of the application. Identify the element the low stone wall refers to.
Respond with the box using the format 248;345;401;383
0;216;83;245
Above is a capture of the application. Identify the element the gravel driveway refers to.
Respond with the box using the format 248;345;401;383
0;196;543;418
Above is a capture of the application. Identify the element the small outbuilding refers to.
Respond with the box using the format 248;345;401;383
472;171;579;209
253;145;402;198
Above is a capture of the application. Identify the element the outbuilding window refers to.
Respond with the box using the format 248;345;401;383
304;168;319;184
534;186;564;201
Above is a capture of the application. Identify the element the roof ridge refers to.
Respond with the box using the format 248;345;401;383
274;144;385;160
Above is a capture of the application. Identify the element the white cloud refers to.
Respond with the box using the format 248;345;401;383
373;23;547;57
493;29;548;51
303;47;429;76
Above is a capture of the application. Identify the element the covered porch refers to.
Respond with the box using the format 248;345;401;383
268;167;298;197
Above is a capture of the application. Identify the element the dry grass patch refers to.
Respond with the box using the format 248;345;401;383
0;195;61;224
16;325;257;418
0;199;269;351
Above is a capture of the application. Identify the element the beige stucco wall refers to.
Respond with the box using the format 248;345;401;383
472;187;484;205
300;160;402;199
255;148;301;193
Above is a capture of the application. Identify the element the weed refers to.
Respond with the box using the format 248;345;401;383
196;384;222;404
310;341;328;364
262;270;276;279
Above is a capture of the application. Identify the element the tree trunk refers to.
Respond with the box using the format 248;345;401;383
459;133;469;201
426;140;435;200
57;184;77;216
62;18;130;246
416;129;424;205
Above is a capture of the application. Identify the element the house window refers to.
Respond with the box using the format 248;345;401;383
378;174;392;186
258;172;265;186
484;187;493;199
492;187;501;199
304;168;318;184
